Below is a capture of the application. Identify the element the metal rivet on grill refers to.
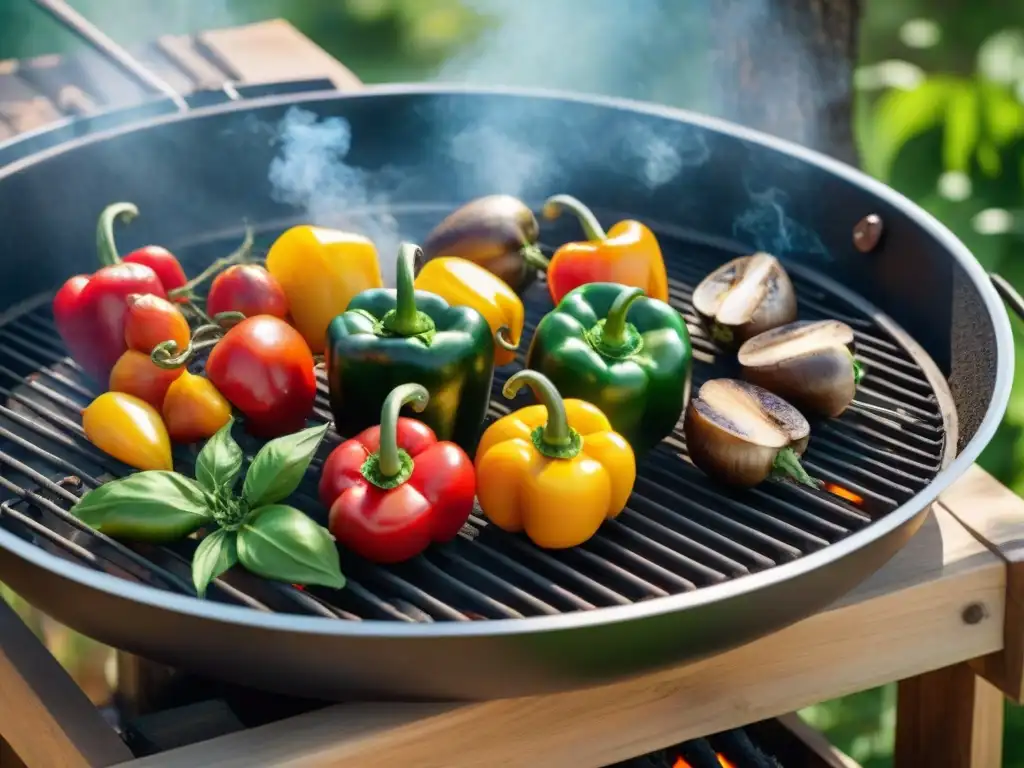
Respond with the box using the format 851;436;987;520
853;214;884;253
961;602;987;625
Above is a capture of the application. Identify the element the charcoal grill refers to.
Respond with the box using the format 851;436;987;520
0;76;1014;700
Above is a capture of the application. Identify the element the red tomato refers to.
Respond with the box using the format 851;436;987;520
205;315;316;438
123;294;191;355
123;246;188;298
206;265;289;320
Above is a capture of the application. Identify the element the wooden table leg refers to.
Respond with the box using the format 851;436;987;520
895;662;1004;768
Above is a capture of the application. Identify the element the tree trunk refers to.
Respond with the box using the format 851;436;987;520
709;0;862;166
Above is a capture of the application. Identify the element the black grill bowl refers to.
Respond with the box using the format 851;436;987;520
0;86;1012;701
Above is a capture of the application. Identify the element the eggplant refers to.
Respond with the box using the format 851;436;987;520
421;195;549;292
691;253;797;348
737;319;863;418
684;378;818;488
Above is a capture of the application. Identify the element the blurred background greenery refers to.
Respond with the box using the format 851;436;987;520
1;0;1023;765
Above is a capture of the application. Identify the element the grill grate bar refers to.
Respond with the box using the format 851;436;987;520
430;546;562;616
0;229;948;623
815;425;939;473
0;473;193;593
452;536;597;611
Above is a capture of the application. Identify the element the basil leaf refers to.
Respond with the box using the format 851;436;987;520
191;528;239;598
72;472;212;543
195;419;243;494
236;504;345;589
242;423;330;508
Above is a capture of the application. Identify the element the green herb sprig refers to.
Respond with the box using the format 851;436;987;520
72;419;344;598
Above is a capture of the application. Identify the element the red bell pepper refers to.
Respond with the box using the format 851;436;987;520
318;383;476;564
102;202;189;295
53;204;167;384
123;245;188;297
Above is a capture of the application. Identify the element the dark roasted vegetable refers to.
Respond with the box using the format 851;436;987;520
738;319;864;418
684;378;817;488
691;253;797;349
422;195;548;292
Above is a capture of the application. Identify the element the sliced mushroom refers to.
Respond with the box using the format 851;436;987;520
738;319;863;418
691;253;797;348
684;378;818;488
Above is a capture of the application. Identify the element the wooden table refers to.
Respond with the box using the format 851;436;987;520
1;18;1023;768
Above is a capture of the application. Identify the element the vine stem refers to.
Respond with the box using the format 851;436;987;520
168;227;254;300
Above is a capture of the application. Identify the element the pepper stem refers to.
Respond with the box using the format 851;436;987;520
502;370;582;459
852;357;866;386
381;243;434;338
772;447;821;489
520;243;550;272
602;287;645;348
96;202;138;267
495;326;519;353
542;194;608;242
373;384;429;482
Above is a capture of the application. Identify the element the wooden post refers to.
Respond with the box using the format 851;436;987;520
0;599;131;768
895;663;1004;768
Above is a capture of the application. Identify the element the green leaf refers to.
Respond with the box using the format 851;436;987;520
242;423;330;508
863;77;956;180
195;419;243;494
943;82;981;174
191;528;239;598
72;471;212;543
236;504;345;589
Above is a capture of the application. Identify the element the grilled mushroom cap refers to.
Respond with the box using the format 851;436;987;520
684;378;816;488
691;253;797;349
738;319;860;418
421;195;545;292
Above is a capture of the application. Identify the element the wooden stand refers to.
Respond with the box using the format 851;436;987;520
1;19;1022;768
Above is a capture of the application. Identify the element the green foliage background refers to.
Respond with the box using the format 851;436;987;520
2;0;1024;765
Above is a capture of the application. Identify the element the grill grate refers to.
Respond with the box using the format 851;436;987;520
0;217;949;623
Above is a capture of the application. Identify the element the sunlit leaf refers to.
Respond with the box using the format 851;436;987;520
943;82;981;173
980;81;1024;150
863;77;957;180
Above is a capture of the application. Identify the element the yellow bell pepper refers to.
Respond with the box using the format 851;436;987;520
475;370;636;549
265;225;384;354
82;392;173;471
414;256;524;366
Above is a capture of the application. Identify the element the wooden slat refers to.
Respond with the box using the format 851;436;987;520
895;663;1004;768
154;34;234;91
198;20;362;91
939;464;1024;702
0;19;363;145
0;599;132;768
0;59;64;134
120;507;1006;768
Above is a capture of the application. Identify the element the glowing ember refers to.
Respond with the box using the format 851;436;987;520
822;481;864;506
672;754;736;768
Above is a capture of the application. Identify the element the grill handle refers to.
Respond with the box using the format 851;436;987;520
991;273;1024;321
28;0;190;112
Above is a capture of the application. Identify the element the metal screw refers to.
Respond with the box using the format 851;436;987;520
962;602;987;625
853;214;884;253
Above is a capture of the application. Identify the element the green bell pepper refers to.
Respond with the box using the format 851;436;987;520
525;282;692;454
326;243;495;453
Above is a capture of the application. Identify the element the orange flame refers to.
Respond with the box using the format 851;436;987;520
822;481;864;506
673;754;736;768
